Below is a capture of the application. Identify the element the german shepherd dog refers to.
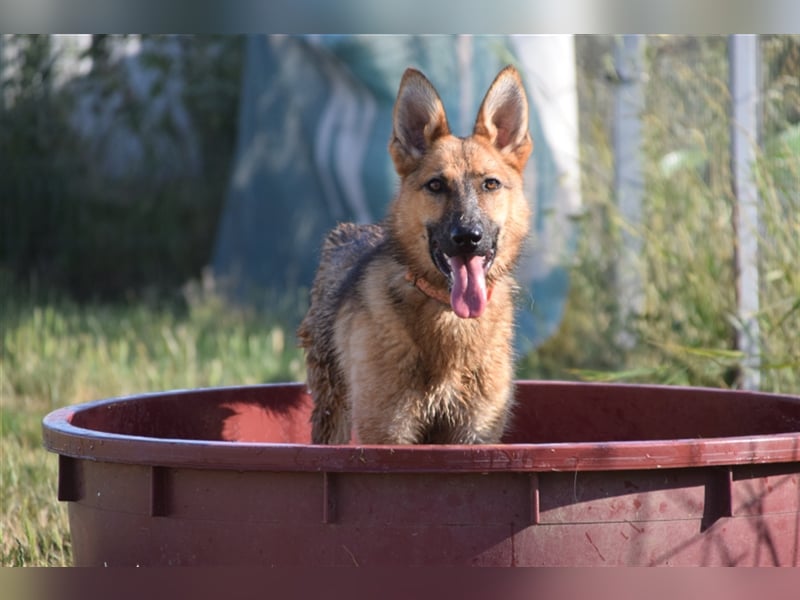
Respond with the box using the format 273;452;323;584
298;65;532;444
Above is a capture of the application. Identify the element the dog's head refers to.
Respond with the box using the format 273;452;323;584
388;65;533;319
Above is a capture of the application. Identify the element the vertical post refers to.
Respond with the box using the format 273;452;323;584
613;35;646;348
729;35;761;391
456;34;473;135
0;35;4;111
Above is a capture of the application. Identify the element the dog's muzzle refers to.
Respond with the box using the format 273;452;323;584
428;222;497;319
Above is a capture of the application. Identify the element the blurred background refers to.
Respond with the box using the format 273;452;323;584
3;34;798;391
1;34;798;564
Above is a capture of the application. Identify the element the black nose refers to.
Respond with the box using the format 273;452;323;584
450;224;483;251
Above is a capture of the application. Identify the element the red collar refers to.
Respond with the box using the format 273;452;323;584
404;271;494;307
404;271;451;306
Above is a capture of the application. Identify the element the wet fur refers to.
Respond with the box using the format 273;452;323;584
298;66;533;444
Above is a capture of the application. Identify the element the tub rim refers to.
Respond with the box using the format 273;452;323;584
42;380;800;473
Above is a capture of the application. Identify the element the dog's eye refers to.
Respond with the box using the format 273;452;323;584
425;178;445;194
483;178;502;191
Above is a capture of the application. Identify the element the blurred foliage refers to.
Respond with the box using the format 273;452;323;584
0;35;244;301
0;35;798;393
519;35;800;394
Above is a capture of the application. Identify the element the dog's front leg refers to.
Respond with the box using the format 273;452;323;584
349;389;431;445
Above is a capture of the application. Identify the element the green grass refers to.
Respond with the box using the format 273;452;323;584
0;279;306;566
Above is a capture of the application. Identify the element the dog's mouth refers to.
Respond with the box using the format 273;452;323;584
430;243;496;319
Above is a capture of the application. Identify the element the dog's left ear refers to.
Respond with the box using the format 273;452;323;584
473;65;532;172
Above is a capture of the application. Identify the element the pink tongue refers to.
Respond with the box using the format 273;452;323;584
448;255;488;319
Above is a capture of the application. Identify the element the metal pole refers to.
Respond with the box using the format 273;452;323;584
613;34;646;349
729;34;761;390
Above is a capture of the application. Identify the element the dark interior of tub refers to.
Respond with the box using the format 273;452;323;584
67;382;800;444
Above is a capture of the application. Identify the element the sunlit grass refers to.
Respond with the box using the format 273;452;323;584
0;281;305;566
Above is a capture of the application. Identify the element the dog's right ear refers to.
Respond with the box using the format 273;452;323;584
389;68;450;177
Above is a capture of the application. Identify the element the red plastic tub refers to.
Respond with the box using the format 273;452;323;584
42;381;800;566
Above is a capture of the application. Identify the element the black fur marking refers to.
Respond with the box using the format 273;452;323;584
330;229;389;315
387;284;406;308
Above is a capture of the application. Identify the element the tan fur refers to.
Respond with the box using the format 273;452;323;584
298;66;532;444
